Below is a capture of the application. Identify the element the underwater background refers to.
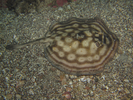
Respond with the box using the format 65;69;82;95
0;0;133;99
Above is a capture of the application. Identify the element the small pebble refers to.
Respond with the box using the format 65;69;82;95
58;7;63;11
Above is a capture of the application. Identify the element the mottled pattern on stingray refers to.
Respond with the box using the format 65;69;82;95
44;17;119;76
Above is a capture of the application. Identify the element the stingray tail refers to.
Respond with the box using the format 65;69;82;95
6;37;53;50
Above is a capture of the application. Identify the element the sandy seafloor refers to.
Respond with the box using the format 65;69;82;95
0;0;133;99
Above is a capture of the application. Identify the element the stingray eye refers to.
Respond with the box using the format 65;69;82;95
44;17;119;75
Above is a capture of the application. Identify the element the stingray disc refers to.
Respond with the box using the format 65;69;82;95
44;17;119;76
